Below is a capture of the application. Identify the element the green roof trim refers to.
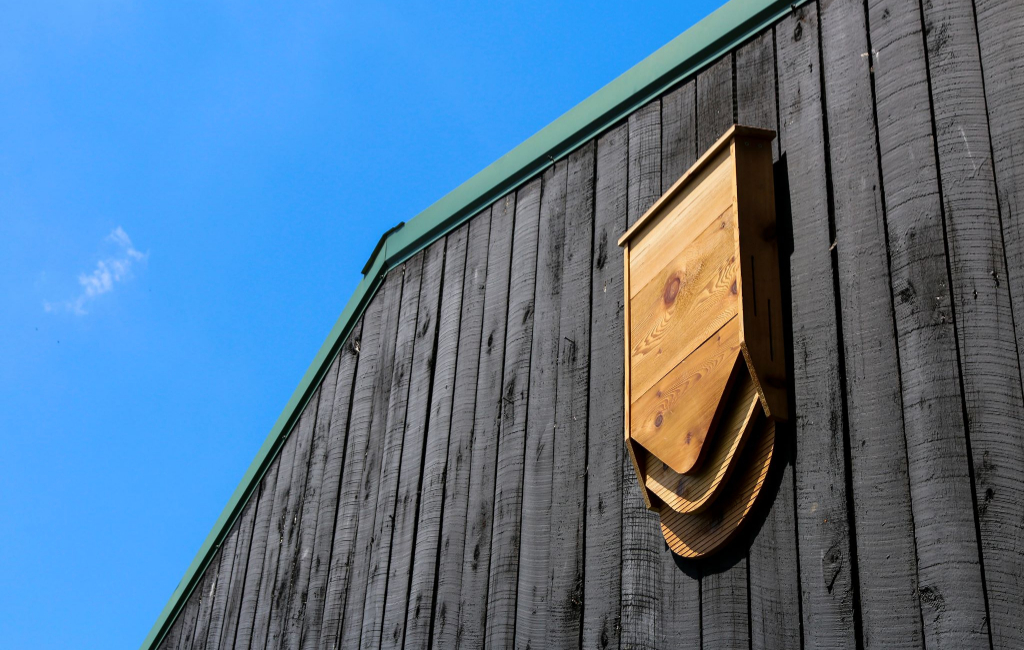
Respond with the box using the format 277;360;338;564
140;0;806;647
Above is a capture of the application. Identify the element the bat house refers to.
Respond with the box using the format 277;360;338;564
619;124;787;558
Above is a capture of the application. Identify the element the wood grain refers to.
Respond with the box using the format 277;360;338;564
212;487;260;650
818;0;923;646
776;6;857;646
974;1;1024;644
735;28;802;650
316;273;395;650
866;0;991;645
483;178;542;650
629;211;739;402
297;323;363;650
400;227;469;649
430;211;491;647
646;369;759;514
920;0;1024;645
631;316;743;475
358;252;426;649
513;161;567;650
582;124;627;650
456;191;515;648
619;98;662;650
201;515;241;649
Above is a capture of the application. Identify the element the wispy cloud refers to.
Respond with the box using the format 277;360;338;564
45;227;148;315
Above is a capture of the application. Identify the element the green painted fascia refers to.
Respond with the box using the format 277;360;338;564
140;0;808;647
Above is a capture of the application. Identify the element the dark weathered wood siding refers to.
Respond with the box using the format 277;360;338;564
159;0;1024;647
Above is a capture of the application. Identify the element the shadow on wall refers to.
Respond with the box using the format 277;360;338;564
670;153;796;579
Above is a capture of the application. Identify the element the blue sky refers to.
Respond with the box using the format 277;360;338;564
0;2;718;647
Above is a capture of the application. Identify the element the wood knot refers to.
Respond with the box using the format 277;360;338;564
664;274;681;305
654;413;664;428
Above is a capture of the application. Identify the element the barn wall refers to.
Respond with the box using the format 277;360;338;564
158;0;1024;647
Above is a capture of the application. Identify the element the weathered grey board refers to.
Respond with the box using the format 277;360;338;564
376;239;446;650
278;352;341;650
620;99;661;650
656;81;701;650
298;323;364;650
157;2;1024;647
401;227;470;649
736;29;802;650
318;276;394;649
866;0;991;646
340;259;419;650
457;192;516;649
430;211;492;647
483;178;541;650
920;0;1024;645
513;161;567;650
213;470;261;650
545;141;595;647
817;1;921;647
776;5;857;647
581;123;627;650
973;1;1024;643
358;253;426;649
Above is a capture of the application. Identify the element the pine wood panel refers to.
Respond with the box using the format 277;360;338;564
646;370;759;514
629;208;739;406
631;315;743;475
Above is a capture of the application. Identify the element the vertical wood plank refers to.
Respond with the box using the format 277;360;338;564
261;390;321;650
483;179;543;650
175;564;212;650
919;0;1024;645
514;161;568;650
376;240;446;650
362;251;430;646
213;479;261;650
735;29;802;650
696;50;750;650
339;263;414;650
187;544;225;649
582;124;627;650
247;401;308;650
546;142;596;647
277;355;341;649
431;212;492;647
775;5;857;647
359;254;426;648
457;193;516;649
621;99;661;650
657;81;702;648
974;4;1024;643
401;228;470;649
297;322;364;650
817;1;924;647
232;459;282;650
316;278;393;649
865;0;992;645
199;525;240;649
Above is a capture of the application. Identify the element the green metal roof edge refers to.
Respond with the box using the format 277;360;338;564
140;0;805;646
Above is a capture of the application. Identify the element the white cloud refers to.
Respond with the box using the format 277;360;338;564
45;227;148;315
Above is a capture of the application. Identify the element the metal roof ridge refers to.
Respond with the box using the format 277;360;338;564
139;1;808;647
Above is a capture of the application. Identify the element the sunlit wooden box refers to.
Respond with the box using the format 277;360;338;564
619;125;787;557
